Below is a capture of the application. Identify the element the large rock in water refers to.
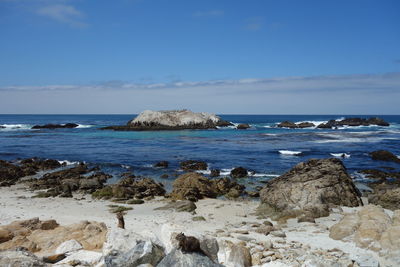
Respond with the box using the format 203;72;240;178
259;158;362;219
370;150;400;163
102;109;232;131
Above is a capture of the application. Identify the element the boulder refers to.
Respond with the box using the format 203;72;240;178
329;213;360;240
230;167;248;178
31;123;79;129
370;150;400;163
210;169;220;177
170;173;218;201
297;122;315;128
157;248;223;267
316;117;389;129
368;188;400;210
180;160;208;171
105;240;165;267
0;249;46;267
219;241;252;267
102;110;232;131
57;250;103;266
0;227;14;243
212;177;245;196
55;239;83;254
236;124;250;130
259;158;362;219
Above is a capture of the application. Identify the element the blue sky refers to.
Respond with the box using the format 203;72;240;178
0;0;399;114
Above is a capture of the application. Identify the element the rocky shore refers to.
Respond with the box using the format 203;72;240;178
277;117;390;129
1;154;400;266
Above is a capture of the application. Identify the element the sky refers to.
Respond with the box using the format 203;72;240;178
0;0;399;114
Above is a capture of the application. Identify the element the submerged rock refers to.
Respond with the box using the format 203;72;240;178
102;109;232;131
180;160;208;171
31;123;79;129
154;161;169;168
259;158;362;219
370;150;400;163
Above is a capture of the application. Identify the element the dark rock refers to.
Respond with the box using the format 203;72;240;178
297;122;315;128
210;169;220;177
230;167;248;178
277;121;298;128
43;253;66;264
317;120;338;129
247;191;260;198
20;158;62;171
0;160;26;186
154;161;169;168
31;123;79;129
180;160;208;171
212;177;245;196
370;150;400;163
368;187;400;211
259;158;363;219
366;117;390;126
160;174;169;179
237;123;250;130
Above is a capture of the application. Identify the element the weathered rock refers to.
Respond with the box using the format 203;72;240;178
220;241;252;267
32;123;79;129
57;250;103;266
170;173;218;201
0;249;46;267
199;237;219;263
105;240;165;267
212;177;245;196
259;158;362;219
154;161;169;168
103;110;231;131
157;248;223;267
0;227;14;243
370;150;400;163
0;160;29;186
55;239;83;254
329;213;360;240
180;160;208;171
0;219;107;254
368;188;400;210
230;167;248;178
236;124;250;130
42;253;66;264
155;200;197;212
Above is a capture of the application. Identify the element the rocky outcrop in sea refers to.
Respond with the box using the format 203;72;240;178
101;109;233;131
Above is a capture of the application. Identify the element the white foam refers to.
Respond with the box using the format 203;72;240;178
58;160;79;166
279;150;302;156
0;124;32;130
76;124;93;128
330;153;350;158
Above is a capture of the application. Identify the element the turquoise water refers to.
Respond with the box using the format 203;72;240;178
1;114;399;189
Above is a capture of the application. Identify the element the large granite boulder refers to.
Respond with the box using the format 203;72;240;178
169;173;245;201
102;110;232;131
259;158;362;219
370;150;400;163
0;249;46;267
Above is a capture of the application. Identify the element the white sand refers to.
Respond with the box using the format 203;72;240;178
0;184;381;266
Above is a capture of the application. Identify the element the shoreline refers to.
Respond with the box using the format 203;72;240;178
0;183;388;266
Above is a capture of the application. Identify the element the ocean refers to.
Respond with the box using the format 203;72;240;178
1;114;399;191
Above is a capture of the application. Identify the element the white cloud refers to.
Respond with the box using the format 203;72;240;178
36;3;87;28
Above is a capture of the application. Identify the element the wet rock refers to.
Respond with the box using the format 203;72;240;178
230;167;248;178
277;121;298;128
105;240;165;267
157;248;223;267
0;160;28;186
32;123;79;129
370;150;400;163
180;160;208;171
297;122;315;128
259;158;362;219
210;169;220;178
20;158;62;171
237;123;250;130
154;161;169;168
155;200;197;212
